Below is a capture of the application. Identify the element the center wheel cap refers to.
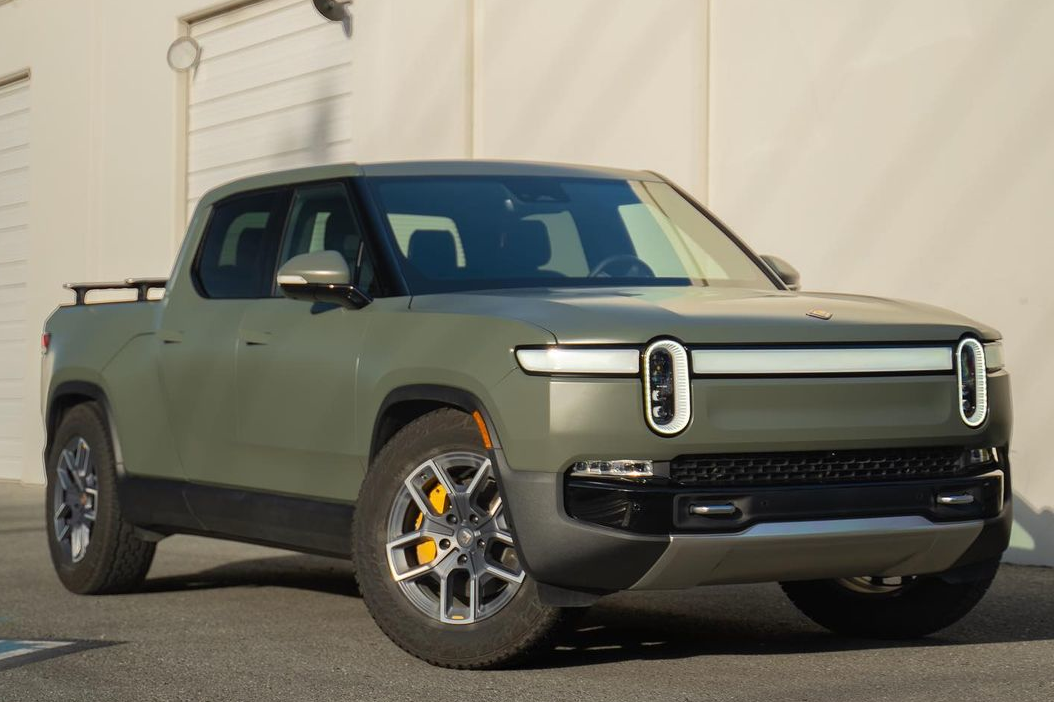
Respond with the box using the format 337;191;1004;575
456;527;475;549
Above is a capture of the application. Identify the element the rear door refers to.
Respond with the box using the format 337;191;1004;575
157;188;290;486
232;181;375;500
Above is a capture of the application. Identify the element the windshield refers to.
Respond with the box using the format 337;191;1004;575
366;176;776;294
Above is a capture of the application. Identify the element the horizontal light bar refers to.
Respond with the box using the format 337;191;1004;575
570;460;654;479
516;347;639;375
984;342;1004;372
690;346;953;375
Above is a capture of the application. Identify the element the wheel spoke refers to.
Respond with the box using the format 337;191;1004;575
465;458;492;502
385;527;455;582
62;448;85;491
437;564;476;625
491;531;515;547
74;439;91;478
484;559;525;585
430;461;459;504
466;571;480;623
56;522;70;542
56;457;75;492
71;523;90;562
438;568;454;622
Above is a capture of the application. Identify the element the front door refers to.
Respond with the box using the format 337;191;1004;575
232;181;374;501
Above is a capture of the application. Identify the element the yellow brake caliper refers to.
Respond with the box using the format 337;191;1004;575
414;483;449;564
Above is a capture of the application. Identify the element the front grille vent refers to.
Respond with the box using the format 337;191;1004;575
670;447;987;487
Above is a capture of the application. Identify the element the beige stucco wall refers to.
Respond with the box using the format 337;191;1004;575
0;0;1049;564
709;0;1054;565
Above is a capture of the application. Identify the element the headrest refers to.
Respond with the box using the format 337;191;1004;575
408;229;458;278
502;219;551;270
235;228;265;266
324;207;355;258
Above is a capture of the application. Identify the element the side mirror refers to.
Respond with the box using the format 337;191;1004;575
761;255;801;291
276;250;372;309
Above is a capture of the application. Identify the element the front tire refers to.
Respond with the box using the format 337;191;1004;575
353;409;568;669
781;566;998;639
45;402;156;594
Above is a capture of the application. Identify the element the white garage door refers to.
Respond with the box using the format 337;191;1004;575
187;0;354;218
0;75;30;481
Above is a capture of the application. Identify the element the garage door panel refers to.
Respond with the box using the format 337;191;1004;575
192;24;349;105
0;175;28;206
0;317;25;343
0;224;28;264
0;143;29;172
187;0;353;216
188;97;353;173
0;202;27;231
0;77;28;480
0;280;27;308
195;1;325;60
0;113;29;153
0;127;29;154
189;63;351;132
0;83;28;111
187;137;351;202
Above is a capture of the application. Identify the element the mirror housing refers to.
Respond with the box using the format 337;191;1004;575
276;250;371;309
761;255;801;291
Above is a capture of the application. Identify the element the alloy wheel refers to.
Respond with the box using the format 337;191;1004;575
837;575;917;596
52;436;98;563
385;452;524;625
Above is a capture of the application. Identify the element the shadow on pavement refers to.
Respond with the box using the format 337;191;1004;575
531;564;1054;668
1006;491;1054;566
140;554;360;598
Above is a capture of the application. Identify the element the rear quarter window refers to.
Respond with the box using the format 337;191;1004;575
195;190;289;299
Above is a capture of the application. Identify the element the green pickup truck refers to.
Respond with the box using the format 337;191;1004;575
42;161;1012;668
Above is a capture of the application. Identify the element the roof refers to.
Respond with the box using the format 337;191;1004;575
198;159;659;208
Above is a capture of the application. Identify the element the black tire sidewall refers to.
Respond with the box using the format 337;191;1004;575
353;409;561;668
782;570;997;639
45;403;126;594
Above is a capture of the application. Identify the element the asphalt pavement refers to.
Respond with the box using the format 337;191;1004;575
1;482;1052;702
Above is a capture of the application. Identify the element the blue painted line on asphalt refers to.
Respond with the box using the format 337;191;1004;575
0;639;118;671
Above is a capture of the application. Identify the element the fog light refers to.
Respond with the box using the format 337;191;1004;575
570;460;654;479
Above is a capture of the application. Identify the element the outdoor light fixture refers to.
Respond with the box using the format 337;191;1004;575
166;36;201;72
313;0;353;36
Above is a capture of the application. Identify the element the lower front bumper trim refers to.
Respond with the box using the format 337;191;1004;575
630;515;983;590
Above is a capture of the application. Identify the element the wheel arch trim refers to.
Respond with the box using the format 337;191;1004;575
369;384;503;462
45;381;125;474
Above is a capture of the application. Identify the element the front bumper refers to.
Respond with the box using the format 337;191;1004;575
495;448;1012;593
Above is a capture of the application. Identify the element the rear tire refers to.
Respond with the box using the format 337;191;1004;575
781;566;998;639
45;402;156;595
353;408;569;669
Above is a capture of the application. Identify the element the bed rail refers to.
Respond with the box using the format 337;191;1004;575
63;278;168;305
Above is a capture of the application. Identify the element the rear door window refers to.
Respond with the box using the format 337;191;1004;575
196;190;289;299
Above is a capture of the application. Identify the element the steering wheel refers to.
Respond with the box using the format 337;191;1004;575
588;254;656;279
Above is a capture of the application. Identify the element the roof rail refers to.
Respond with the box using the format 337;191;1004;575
63;278;168;305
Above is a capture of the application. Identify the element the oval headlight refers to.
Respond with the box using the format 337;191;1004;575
957;338;988;427
643;340;691;435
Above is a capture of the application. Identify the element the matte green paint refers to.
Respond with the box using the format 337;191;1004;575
42;161;1008;505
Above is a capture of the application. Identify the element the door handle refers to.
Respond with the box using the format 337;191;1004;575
239;330;272;346
157;330;184;344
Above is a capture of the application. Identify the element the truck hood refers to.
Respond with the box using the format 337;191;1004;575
409;286;1000;344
